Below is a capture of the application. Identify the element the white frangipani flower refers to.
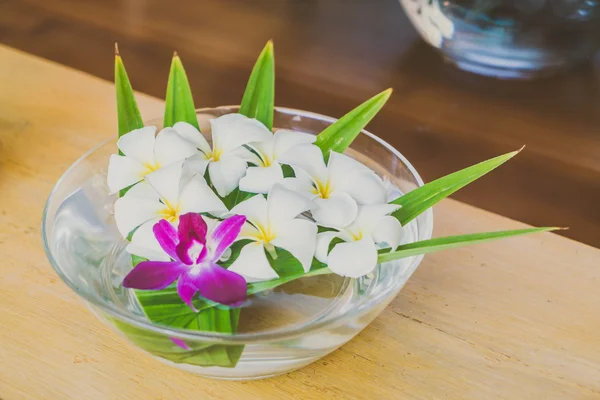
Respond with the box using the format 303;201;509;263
227;184;317;282
114;160;227;259
279;144;387;228
238;129;316;194
173;114;272;197
315;204;402;278
107;126;198;194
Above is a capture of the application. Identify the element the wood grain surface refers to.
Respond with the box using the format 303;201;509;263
0;0;599;247
1;45;600;400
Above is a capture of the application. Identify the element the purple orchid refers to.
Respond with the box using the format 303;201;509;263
123;212;247;310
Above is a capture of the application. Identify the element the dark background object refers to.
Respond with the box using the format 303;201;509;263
1;0;599;246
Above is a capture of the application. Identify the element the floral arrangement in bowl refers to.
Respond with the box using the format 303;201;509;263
43;41;558;380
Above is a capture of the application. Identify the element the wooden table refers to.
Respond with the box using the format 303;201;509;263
1;45;599;399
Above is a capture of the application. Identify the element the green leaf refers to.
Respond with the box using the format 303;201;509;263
163;52;199;129
315;89;392;162
391;149;522;225
267;246;305;278
239;40;275;130
377;227;560;263
115;44;143;137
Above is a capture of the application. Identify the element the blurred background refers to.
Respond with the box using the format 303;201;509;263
1;0;599;247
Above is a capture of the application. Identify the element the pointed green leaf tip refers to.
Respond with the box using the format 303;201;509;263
378;227;561;264
391;148;523;225
164;52;199;130
115;43;144;137
239;40;275;130
315;88;392;162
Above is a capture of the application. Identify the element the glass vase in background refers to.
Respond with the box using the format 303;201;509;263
400;0;600;79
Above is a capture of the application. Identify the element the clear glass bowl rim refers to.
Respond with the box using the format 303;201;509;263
42;105;431;344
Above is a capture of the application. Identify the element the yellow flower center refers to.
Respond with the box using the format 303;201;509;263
253;224;276;244
312;179;333;199
141;162;161;177
158;201;180;223
207;149;223;162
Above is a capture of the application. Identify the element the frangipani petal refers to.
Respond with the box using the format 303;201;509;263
153;219;179;260
230;194;269;232
127;219;171;262
239;164;284;194
228;242;278;282
280;175;317;201
194;263;247;306
311;192;358;228
328;151;386;205
145;161;184;205
211;114;272;154
154;127;199;167
114;196;162;237
124;180;160;202
184;153;210;176
123;260;185;290
272;129;316;159
267;184;313;227
315;231;338;263
117;126;157;164
327;237;378;278
211;215;247;260
278;144;328;184
173;121;211;155
271;219;317;272
208;155;248;197
106;155;146;194
178;175;227;215
350;203;401;236
372;216;403;251
246;137;274;165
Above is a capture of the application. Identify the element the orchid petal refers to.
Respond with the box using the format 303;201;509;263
184;153;210;176
127;219;171;262
327;151;386;204
176;213;208;264
178;175;227;215
239;164;284;194
271;219;317;272
278;143;328;184
193;263;247;306
327;237;378;278
106;154;146;194
176;271;200;311
230;193;268;232
228;242;278;282
171;338;191;350
272;130;316;159
211;215;246;260
311;192;358;228
173;121;211;155
123;260;185;290
117;126;157;164
267;184;314;228
208;155;248;197
154;127;199;167
211;114;272;154
124;180;160;201
315;231;338;263
145;161;184;205
372;216;403;251
114;196;162;237
153;219;179;260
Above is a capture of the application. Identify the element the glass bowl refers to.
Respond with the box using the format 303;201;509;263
42;106;433;380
